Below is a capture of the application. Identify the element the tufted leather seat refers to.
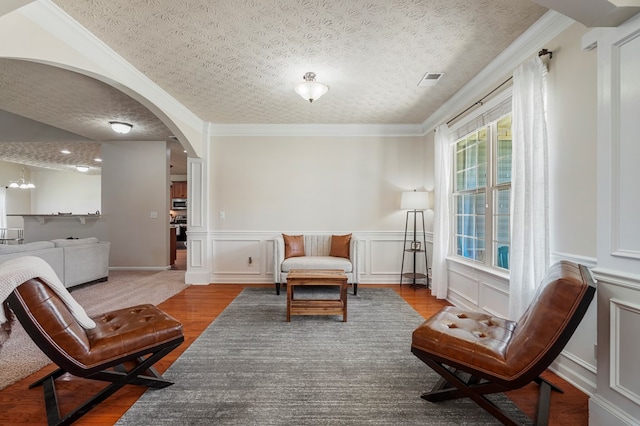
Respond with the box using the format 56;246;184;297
411;261;595;425
7;278;184;426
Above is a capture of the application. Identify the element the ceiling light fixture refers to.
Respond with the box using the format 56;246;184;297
294;72;329;103
109;121;133;134
61;149;71;154
7;168;36;189
76;165;90;172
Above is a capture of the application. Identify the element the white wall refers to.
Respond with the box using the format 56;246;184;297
101;140;171;268
546;24;598;259
30;168;101;214
545;22;599;394
0;160;31;228
190;133;433;284
209;135;430;232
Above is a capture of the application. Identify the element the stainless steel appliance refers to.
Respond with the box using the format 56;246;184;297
171;198;187;210
174;215;187;242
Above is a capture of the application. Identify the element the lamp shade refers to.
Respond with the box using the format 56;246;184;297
401;191;430;210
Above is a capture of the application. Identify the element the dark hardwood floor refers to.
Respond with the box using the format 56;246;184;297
0;269;589;425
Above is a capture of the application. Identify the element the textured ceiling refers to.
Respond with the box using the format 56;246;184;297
0;0;551;175
0;59;186;175
51;0;548;125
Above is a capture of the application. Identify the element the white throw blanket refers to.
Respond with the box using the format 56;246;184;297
0;256;96;329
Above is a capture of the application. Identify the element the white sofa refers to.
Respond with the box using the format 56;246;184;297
0;237;110;288
273;234;359;295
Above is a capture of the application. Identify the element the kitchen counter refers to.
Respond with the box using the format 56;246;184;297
8;214;106;243
9;213;101;225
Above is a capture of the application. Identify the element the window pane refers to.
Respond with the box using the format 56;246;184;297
466;169;477;190
461;237;475;259
475;192;486;215
478;163;487;187
496;189;509;214
475;215;485;239
496;244;509;269
456;149;465;173
466;144;477;170
453;114;510;268
495;216;510;242
497;156;511;184
496;115;512;185
456;170;465;191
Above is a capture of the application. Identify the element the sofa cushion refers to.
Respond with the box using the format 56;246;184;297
330;234;351;258
283;234;304;259
0;241;55;254
51;237;99;247
281;256;353;273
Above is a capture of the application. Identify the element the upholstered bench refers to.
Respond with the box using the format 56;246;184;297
273;234;359;295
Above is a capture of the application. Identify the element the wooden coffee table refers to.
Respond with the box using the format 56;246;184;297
286;269;348;322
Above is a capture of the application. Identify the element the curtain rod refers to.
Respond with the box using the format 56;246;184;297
445;48;553;126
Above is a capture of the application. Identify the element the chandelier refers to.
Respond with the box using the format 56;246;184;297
7;168;35;189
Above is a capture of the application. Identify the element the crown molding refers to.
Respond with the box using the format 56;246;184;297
208;123;425;137
421;10;575;133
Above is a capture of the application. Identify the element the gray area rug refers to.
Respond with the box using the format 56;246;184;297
118;287;532;425
0;269;189;389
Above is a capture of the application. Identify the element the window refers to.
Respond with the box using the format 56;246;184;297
453;114;512;270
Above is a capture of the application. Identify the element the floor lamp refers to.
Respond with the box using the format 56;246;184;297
400;190;430;288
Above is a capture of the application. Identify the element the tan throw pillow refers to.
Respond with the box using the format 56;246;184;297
330;234;351;259
283;234;305;259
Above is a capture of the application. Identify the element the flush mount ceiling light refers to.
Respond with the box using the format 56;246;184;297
76;165;90;172
109;121;133;134
7;168;35;189
294;72;329;103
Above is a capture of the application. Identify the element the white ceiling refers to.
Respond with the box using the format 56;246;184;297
1;0;637;176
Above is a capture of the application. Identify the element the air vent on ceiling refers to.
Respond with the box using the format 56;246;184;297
418;72;444;87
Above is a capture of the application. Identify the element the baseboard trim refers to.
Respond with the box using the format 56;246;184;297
589;394;638;426
549;350;596;395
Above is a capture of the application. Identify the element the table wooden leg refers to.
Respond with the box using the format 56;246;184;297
286;282;293;322
341;281;347;322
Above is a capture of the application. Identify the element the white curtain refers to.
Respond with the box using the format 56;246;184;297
432;123;450;299
509;57;550;320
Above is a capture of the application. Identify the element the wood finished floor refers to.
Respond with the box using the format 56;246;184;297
0;267;589;425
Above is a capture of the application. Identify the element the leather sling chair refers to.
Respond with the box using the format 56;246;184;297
6;277;184;426
411;261;595;426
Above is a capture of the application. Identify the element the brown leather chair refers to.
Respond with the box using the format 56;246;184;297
6;278;184;426
411;261;595;426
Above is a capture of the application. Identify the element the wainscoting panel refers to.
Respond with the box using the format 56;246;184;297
609;298;640;405
591;270;640;425
447;263;481;308
369;239;403;276
587;13;640;425
480;281;510;317
212;239;262;275
205;231;432;284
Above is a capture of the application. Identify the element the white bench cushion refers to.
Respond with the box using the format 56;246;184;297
281;256;353;273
